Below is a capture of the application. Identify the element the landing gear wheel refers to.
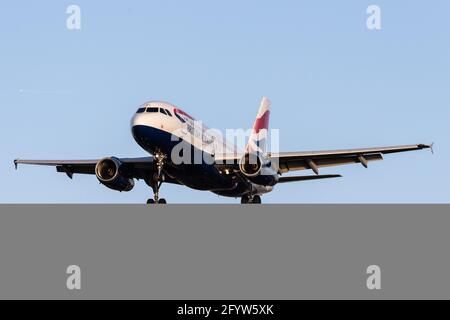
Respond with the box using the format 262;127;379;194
252;195;262;204
241;195;262;204
158;198;167;204
147;199;156;204
241;196;250;204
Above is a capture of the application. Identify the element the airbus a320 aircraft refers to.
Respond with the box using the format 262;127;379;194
15;98;431;203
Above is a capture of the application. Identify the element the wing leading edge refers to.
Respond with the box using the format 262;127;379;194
14;157;160;181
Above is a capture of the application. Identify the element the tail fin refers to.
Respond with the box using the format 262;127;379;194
246;97;271;153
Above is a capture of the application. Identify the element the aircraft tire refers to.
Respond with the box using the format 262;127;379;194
241;196;250;204
252;195;262;204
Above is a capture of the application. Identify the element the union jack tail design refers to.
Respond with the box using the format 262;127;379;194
246;97;271;154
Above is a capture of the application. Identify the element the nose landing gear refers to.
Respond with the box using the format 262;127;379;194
146;152;168;204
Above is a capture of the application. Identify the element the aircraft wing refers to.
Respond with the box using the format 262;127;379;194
215;143;432;174
270;144;432;174
14;157;180;184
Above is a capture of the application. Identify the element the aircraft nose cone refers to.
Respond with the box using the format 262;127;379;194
130;112;144;128
132;124;174;156
132;125;150;146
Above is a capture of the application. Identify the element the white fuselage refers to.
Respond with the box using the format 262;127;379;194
130;101;273;196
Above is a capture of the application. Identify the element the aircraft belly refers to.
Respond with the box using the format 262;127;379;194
166;164;235;191
132;124;241;192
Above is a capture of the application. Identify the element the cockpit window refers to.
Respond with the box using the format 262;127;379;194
141;106;172;116
146;107;158;113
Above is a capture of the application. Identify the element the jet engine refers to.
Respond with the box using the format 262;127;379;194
95;157;135;192
238;153;278;186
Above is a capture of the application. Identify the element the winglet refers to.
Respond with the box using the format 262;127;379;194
14;159;19;170
417;143;434;154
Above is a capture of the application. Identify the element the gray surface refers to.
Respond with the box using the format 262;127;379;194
0;204;449;299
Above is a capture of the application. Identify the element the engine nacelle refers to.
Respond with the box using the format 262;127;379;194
95;157;135;192
239;153;278;186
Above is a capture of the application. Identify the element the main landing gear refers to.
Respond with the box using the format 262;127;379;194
147;198;167;204
146;152;167;204
241;195;262;204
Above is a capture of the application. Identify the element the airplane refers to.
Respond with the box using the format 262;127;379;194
14;97;432;204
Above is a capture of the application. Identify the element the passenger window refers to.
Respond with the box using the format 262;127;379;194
146;107;158;113
136;107;146;113
160;108;167;115
165;109;172;117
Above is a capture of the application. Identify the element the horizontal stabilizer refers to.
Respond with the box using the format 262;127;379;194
278;174;342;183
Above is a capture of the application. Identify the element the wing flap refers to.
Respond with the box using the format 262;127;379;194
278;174;342;183
278;153;383;173
56;165;95;178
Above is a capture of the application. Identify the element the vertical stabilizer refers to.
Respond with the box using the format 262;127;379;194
246;97;271;153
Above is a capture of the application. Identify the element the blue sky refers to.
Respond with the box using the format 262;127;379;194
0;0;448;203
